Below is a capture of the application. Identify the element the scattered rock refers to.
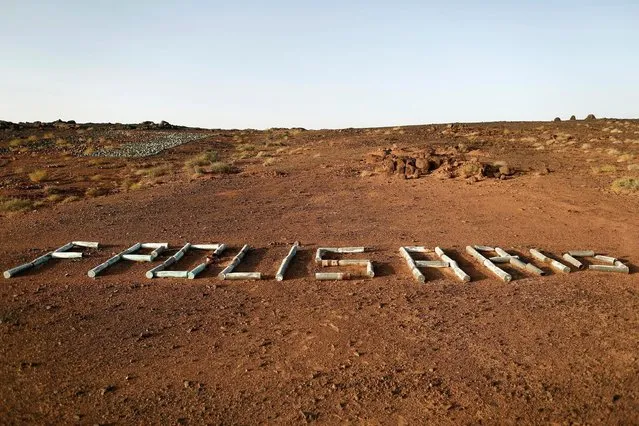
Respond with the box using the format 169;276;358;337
301;410;319;422
415;158;429;172
368;147;516;181
100;385;116;395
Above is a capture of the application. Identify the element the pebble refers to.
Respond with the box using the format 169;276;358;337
90;132;204;158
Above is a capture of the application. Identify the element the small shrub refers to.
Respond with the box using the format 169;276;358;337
62;195;80;204
592;164;617;174
265;140;286;148
611;177;639;194
185;151;218;169
0;197;33;212
628;164;639;171
83;147;95;156
47;194;64;202
210;162;233;174
85;187;108;197
44;185;62;195
135;164;171;178
121;179;143;191
236;144;256;152
90;174;102;181
28;169;48;183
9;138;24;148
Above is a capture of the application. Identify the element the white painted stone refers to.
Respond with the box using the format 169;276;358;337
89;243;142;278
276;242;299;281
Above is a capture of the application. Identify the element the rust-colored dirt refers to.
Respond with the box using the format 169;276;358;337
1;119;638;424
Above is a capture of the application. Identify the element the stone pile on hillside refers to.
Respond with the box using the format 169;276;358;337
364;147;515;180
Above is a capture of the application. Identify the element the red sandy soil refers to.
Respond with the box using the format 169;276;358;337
0;119;638;424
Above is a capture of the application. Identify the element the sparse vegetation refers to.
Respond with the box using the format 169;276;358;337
611;177;639;194
0;197;33;212
236;143;256;152
135;164;172;178
9;138;24;147
85;187;109;197
184;151;232;176
185;151;218;169
61;195;80;204
28;169;48;183
265;140;286;148
121;179;143;191
210;162;233;174
592;164;617;174
46;194;64;202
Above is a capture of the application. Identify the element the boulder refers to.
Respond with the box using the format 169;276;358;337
585;114;596;120
499;165;511;176
415;158;429;172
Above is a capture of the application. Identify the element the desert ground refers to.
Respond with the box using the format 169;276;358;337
0;117;638;424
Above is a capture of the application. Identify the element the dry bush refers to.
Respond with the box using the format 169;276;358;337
210;162;233;174
9;138;24;148
85;187;108;197
617;154;634;162
0;197;33;212
236;143;256;152
44;185;62;195
185;151;218;169
28;169;48;182
611;177;639;194
592;164;617;174
628;164;639;171
83;147;96;156
46;194;64;202
255;151;272;158
265;140;286;148
135;164;172;178
62;195;80;204
121;179;143;191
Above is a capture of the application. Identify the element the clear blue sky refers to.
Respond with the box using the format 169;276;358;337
1;1;637;129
